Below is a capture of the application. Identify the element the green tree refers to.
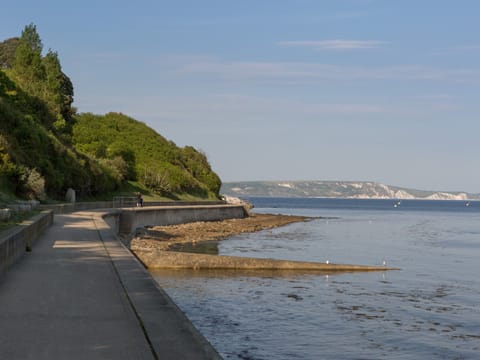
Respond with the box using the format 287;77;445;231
12;24;45;96
10;24;74;131
43;50;74;122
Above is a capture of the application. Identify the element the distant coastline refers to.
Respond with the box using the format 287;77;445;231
221;180;479;201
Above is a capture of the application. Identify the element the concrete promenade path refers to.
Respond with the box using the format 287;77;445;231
0;212;220;360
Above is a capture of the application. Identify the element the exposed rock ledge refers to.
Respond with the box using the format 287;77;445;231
130;213;398;272
131;213;307;250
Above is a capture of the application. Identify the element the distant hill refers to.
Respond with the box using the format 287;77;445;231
221;181;479;200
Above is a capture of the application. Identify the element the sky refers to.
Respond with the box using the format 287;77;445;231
2;1;480;193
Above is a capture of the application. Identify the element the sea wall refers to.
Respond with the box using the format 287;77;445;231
0;210;53;277
40;200;226;214
118;204;247;234
91;213;222;359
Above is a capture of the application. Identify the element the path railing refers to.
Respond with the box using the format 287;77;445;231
112;196;137;208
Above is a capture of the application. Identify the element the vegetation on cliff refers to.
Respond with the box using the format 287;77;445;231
0;24;221;202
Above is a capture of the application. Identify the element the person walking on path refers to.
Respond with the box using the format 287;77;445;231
136;192;143;207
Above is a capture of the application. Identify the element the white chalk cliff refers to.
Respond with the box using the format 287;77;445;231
221;181;477;200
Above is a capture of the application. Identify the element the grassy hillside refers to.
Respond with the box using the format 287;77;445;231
72;112;221;199
0;24;221;202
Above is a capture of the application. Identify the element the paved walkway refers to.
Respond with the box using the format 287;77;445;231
0;212;220;360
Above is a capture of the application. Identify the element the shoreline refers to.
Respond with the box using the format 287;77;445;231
130;213;313;252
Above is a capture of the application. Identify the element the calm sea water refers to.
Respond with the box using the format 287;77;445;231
151;198;480;359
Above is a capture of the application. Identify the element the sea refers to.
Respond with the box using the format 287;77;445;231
151;197;480;359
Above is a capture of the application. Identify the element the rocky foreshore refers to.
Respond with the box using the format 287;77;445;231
130;213;311;252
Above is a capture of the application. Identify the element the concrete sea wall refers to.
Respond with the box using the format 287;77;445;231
118;204;247;234
0;210;53;277
90;213;223;359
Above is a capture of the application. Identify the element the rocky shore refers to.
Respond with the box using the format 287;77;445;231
130;213;311;252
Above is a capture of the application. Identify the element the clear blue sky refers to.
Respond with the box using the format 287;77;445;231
2;1;480;192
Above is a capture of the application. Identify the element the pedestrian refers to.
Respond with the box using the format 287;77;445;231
136;192;143;207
